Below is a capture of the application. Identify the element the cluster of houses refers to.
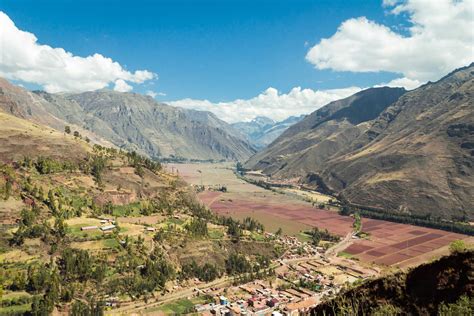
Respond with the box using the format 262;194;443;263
194;281;319;316
192;249;379;316
264;233;321;259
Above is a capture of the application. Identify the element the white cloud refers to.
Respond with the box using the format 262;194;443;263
146;90;157;98
114;79;133;92
375;76;421;90
167;86;361;123
146;91;166;98
306;0;474;86
0;11;156;93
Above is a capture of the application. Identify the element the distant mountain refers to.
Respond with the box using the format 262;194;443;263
232;115;305;149
246;64;474;220
0;78;255;161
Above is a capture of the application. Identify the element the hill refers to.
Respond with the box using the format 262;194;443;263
0;111;92;163
232;115;305;149
0;78;255;161
311;250;474;316
0;109;276;315
246;65;474;220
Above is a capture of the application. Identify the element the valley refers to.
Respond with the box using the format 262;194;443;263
0;2;473;315
168;163;473;268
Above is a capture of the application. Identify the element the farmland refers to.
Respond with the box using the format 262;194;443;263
168;163;473;268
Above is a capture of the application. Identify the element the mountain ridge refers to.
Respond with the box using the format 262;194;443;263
0;78;255;161
245;64;474;219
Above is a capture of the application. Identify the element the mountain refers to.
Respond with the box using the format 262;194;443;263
232;115;305;149
245;87;406;176
0;78;255;161
246;64;474;220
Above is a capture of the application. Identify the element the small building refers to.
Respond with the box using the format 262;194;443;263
100;224;116;231
220;296;228;305
146;227;156;232
81;226;98;231
267;298;279;307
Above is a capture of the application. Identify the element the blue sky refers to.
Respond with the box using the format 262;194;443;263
0;0;472;122
1;0;400;99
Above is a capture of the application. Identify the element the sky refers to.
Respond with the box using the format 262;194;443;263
0;0;473;122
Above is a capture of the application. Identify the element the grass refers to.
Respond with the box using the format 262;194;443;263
146;297;209;314
102;238;120;249
338;251;354;259
69;224;103;238
208;228;224;239
250;232;265;241
0;303;31;315
298;231;312;243
112;202;142;217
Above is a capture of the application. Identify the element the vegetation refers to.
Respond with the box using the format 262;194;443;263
305;227;340;246
438;295;473;316
311;251;474;316
449;240;468;254
180;260;220;282
339;204;474;236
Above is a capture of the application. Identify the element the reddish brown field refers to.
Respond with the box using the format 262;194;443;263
344;218;471;267
206;194;354;237
170;163;472;267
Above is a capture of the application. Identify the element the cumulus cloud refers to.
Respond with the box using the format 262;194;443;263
306;0;474;88
146;91;166;98
0;11;156;93
168;86;361;123
114;79;133;92
146;90;158;98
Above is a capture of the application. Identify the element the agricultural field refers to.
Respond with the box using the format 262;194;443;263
169;163;473;268
345;219;474;268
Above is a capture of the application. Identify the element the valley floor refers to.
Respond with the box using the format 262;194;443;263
168;163;473;269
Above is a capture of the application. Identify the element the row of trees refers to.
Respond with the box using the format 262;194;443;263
339;203;474;236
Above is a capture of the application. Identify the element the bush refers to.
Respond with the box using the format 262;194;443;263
449;240;467;254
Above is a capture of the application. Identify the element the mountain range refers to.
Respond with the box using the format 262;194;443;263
1;63;473;220
0;78;256;161
231;115;305;149
246;64;474;220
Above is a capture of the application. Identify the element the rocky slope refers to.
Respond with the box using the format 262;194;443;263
232;115;305;149
0;78;255;161
246;64;474;219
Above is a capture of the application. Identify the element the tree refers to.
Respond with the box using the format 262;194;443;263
73;131;80;138
438;296;473;316
4;178;12;200
449;240;466;254
64;126;71;134
275;227;283;236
